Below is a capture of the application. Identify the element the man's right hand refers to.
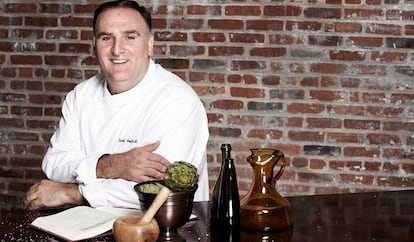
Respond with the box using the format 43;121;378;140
96;141;170;182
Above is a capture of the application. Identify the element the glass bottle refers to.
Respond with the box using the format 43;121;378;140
240;148;294;231
210;144;240;242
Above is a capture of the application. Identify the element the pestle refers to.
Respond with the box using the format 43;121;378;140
113;186;171;242
140;186;171;224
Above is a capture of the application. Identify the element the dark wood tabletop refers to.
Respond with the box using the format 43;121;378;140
1;189;413;242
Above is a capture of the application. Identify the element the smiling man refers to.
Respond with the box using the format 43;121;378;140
24;0;209;210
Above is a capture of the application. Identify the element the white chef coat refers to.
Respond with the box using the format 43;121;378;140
42;59;209;208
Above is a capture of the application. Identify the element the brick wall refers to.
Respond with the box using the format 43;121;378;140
1;0;413;209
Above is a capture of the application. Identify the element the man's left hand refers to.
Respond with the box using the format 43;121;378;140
24;180;84;210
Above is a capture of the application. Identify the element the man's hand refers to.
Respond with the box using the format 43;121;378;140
96;141;170;182
24;180;84;210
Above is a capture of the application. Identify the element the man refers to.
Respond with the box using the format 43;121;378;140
24;0;209;209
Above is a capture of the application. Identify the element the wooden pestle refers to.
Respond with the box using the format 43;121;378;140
140;186;171;224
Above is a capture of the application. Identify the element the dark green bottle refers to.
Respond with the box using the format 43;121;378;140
210;144;240;242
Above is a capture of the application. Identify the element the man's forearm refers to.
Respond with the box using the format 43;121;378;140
66;183;85;205
96;154;119;179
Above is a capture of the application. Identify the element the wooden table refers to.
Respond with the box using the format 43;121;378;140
1;189;413;241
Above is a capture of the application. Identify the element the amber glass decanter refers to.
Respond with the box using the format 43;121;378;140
240;148;294;231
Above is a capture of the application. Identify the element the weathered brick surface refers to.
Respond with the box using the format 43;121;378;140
1;0;413;209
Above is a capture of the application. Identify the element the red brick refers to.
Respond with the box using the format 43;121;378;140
28;94;62;105
309;35;343;46
286;21;322;31
154;58;189;69
310;63;347;74
298;172;335;182
350;64;386;75
8;132;40;142
377;176;413;187
5;3;38;13
288;103;325;114
61;16;92;27
406;25;414;35
367;107;404;117
39;4;71;14
209;46;244;56
208;19;243;30
365;0;381;4
346;37;383;48
327;132;363;143
0;16;22;26
225;6;261;16
310;159;326;169
329;50;366;61
230;87;265;98
151;5;184;15
230;33;264;43
306;117;342;129
10;55;42;65
192;86;224;96
73;4;97;14
344;9;384;20
329;160;363;171
155;31;187;42
287;117;303;127
332;22;362;33
343;146;380;157
187;5;221;15
270;89;304;100
321;76;339;87
371;52;408;62
366;23;402;35
288;131;324;142
11;29;43;39
209;73;226;83
209;127;241;138
269;34;303;45
25;16;57;27
231;60;266;70
309;90;345;101
304;7;341;19
250;47;286;57
0;118;24;128
211;99;243;110
227;115;266;126
264;5;302;16
246;20;284;31
262;75;280;86
247;101;283;111
59;43;91;54
171;45;205;56
364;161;381;171
344;119;380;130
45;55;78;66
340;174;374;185
390;93;414;105
247;129;283;140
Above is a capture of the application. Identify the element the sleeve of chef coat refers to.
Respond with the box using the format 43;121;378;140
148;94;210;202
79;179;141;209
42;89;101;184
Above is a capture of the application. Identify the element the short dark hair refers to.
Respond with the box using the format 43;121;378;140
93;0;152;35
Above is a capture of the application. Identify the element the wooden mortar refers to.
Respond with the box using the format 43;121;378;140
113;186;171;242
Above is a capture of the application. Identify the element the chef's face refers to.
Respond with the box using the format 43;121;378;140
94;7;154;94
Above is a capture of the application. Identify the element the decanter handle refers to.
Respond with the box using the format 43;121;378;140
273;151;286;181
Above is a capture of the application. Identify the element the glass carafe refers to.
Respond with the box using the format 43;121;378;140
240;149;294;231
